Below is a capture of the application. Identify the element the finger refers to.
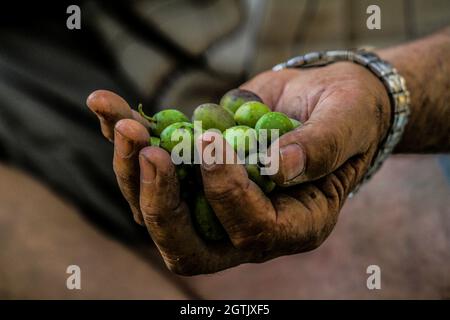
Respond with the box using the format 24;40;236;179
86;90;133;142
197;131;277;251
113;119;150;225
269;95;379;186
138;147;217;275
274;154;369;253
272;183;338;253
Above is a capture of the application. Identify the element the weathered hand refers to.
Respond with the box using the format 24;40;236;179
86;61;391;275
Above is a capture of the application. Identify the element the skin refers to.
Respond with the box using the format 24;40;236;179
86;28;450;275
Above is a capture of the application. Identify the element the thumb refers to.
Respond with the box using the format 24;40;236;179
270;100;380;186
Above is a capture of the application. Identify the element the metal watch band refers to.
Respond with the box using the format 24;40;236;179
272;50;411;195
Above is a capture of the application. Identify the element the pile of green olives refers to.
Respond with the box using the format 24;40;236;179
138;89;302;241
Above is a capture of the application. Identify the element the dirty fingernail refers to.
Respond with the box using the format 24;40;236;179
279;143;306;182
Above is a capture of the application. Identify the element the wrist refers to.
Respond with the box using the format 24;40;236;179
329;61;392;145
377;28;450;153
350;61;392;145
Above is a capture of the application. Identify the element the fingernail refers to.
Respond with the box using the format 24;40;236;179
140;155;156;183
279;144;306;182
114;130;134;158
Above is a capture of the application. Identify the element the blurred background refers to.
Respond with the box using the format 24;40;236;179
0;0;448;298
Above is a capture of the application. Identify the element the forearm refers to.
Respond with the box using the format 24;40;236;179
378;27;450;153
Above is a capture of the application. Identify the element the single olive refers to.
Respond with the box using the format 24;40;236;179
149;136;161;147
220;88;263;114
138;104;189;137
192;103;236;132
193;192;226;241
224;125;258;155
234;101;271;128
160;122;194;153
289;118;302;129
245;162;276;194
255;112;294;142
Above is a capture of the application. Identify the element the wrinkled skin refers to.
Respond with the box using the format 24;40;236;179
86;61;391;275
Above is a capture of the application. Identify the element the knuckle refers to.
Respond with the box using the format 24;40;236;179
113;163;135;181
165;262;193;276
100;125;114;142
114;172;139;195
204;177;249;202
326;173;346;205
141;201;184;228
252;70;276;83
142;209;166;228
296;230;329;253
311;214;338;250
163;255;199;276
112;162;122;178
139;199;157;217
132;212;145;226
232;227;273;251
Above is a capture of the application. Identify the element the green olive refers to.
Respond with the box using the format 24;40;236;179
192;103;236;132
138;104;189;137
234;101;271;128
193;192;226;241
255;112;294;141
160;122;194;153
224;126;258;155
289;118;302;129
220;88;263;114
245;162;276;194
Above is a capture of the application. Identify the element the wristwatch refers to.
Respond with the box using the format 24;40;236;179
272;50;411;195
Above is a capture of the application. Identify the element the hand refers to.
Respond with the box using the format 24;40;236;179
86;61;391;275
